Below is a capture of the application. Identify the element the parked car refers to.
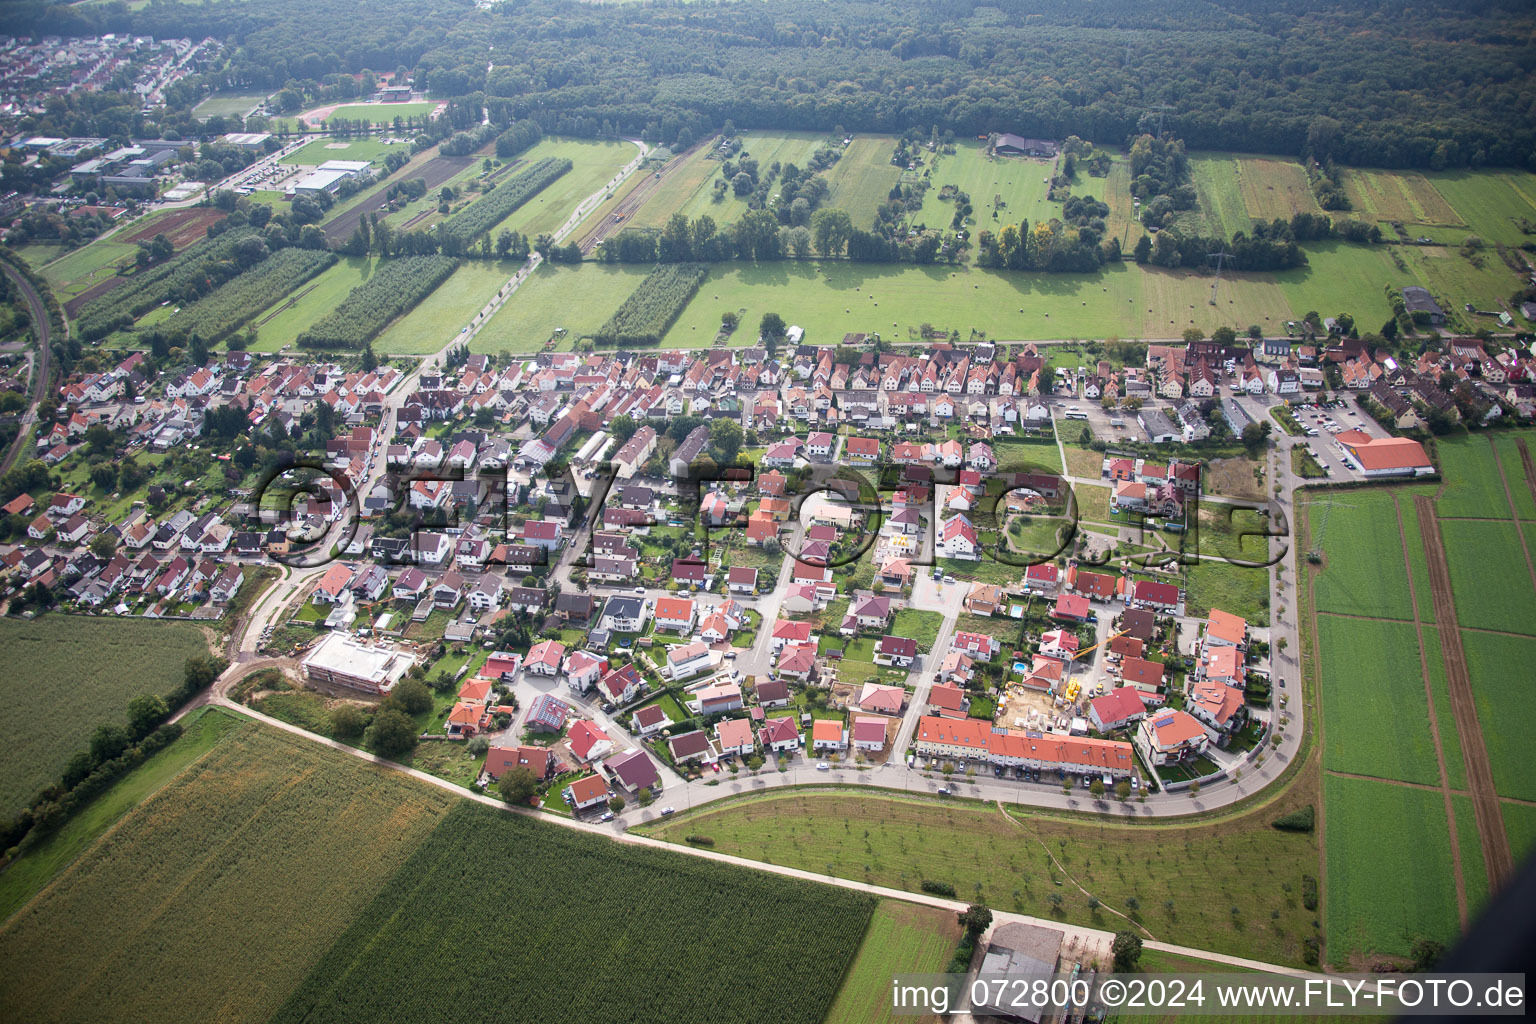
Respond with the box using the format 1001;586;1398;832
659;806;675;816
816;761;830;771
599;811;615;822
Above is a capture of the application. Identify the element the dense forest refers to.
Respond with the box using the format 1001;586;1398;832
5;0;1536;171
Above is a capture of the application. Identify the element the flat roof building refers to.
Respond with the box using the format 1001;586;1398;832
302;632;417;693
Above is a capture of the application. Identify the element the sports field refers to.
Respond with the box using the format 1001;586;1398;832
192;90;268;119
0;616;210;816
1322;774;1461;963
373;258;523;354
279;136;409;166
826;900;962;1024
471;261;651;353
0;721;457;1024
248;255;382;351
917;141;1055;242
322;101;435;123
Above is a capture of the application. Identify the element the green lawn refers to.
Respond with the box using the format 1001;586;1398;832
1183;559;1269;625
0;616;211;816
1315;614;1441;787
993;433;1063;474
372;259;524;354
1178;153;1252;239
1323;774;1461;963
472;261;652;353
824;900;962;1024
823;136;903;229
640;789;1322;966
279;136;410;166
322;101;436;123
0;707;243;923
1462;631;1536;801
1439;519;1536;636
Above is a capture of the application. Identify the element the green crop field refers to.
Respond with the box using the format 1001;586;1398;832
1398;491;1437;622
1309;490;1415;621
271;801;873;1024
322;101;435;123
1322;774;1460;963
472;262;652;353
0;616;210;816
1237;156;1323;223
824;136;903;228
826;900;962;1024
1272;242;1399;329
1462;632;1536;802
1503;801;1536;866
1183;559;1269;624
917;141;1054;243
0;707;241;922
248;255;382;351
1435;435;1514;519
1429;170;1536;247
1438;517;1536;636
1315;614;1440;787
1452;795;1491;921
279;136;409;166
1419;630;1465;790
0;722;456;1024
1490;434;1536;520
192;90;269;119
641;789;1322;965
486;137;638;240
372;258;524;354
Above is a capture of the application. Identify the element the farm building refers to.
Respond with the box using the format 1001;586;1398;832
1334;431;1434;477
1401;286;1446;326
992;133;1058;157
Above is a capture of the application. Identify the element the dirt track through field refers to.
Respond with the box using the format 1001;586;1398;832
1392;494;1469;925
1414;495;1515;892
575;141;706;253
1517;439;1536;517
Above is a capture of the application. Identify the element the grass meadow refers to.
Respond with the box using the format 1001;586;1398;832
917;141;1055;239
470;261;652;353
826;900;962;1024
247;255;382;350
372;258;524;354
1182;559;1269;624
0;616;210;816
0;723;457;1024
824;136;903;228
488;137;639;240
640;788;1322;966
1322;774;1461;963
1315;614;1441;787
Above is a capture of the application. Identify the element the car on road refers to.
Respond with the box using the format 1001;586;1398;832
599;811;615;822
816;761;830;771
633;586;646;595
936;786;951;795
725;651;737;659
659;806;675;816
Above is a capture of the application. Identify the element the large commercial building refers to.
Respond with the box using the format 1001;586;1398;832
301;632;417;693
291;159;373;196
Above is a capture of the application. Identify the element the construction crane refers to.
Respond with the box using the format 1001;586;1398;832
1207;250;1235;305
1067;628;1132;663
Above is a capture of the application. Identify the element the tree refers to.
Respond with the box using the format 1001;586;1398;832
388;676;432;715
331;703;367;738
1189;780;1201;797
497;766;538;805
1112;930;1144;971
125;694;168;738
608;794;626;813
709;417;743;463
1090;778;1106;798
368;707;418;756
759;311;786;340
1132;235;1152;263
1182;327;1205;345
90;723;130;763
637;786;655;806
1410;937;1444;971
88;532;117;559
958;902;993;936
812;207;853;257
1115;779;1131;800
1241;420;1272;456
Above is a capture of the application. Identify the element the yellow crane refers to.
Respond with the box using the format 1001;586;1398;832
1066;627;1131;663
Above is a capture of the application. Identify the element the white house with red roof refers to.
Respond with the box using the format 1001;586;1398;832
939;514;979;559
1039;628;1080;661
525;639;566;677
771;619;812;650
632;704;669;737
1130;579;1181;613
1186;678;1247;745
654;596;697;634
1023;563;1059;594
952;630;1001;662
716;718;756;757
563;650;608;693
778;642;818;680
1136;709;1209;766
759;716;800;752
569;720;614;762
874;635;917;667
310;563;356;604
1088;687;1149;733
852;716;888;752
598;664;645;705
566;773;612;811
